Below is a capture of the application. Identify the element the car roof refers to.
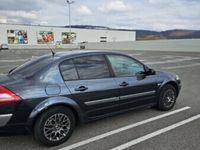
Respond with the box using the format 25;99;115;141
53;50;124;59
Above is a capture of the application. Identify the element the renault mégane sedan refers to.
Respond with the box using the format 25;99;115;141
0;50;181;146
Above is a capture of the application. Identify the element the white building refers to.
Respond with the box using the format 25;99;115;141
0;23;136;49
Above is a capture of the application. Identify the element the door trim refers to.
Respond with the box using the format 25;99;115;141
84;97;118;106
120;90;156;100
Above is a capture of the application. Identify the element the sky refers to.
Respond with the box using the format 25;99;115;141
0;0;200;31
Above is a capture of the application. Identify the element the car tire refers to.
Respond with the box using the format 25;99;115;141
158;84;177;111
34;106;75;146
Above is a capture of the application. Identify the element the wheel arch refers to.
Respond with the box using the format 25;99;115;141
158;81;179;97
27;96;84;130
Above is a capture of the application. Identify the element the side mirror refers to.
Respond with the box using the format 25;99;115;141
144;66;156;75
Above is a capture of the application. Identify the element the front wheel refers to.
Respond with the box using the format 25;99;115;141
34;106;75;146
158;85;177;111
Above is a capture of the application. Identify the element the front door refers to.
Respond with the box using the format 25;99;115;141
106;54;158;111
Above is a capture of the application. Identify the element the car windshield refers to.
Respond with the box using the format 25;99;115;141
9;55;55;78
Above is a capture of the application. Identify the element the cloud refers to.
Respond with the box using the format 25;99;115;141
0;0;42;11
0;18;7;23
76;5;92;15
0;10;43;25
99;0;132;13
148;0;169;5
0;10;38;20
92;0;200;30
0;0;200;30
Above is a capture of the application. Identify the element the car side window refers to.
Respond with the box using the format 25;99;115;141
73;55;110;80
60;59;79;81
107;55;145;77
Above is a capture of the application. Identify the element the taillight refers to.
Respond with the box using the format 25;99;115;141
0;86;21;104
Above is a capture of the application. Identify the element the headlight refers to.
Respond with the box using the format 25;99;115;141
175;75;180;80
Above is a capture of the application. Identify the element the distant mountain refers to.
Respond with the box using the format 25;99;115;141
66;25;111;30
136;29;200;40
65;25;132;31
162;30;200;39
66;25;200;40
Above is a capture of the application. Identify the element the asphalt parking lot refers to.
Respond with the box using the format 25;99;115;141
0;49;200;150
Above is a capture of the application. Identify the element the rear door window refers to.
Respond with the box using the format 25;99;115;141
73;55;110;80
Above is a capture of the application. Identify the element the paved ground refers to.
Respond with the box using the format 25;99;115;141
0;49;200;150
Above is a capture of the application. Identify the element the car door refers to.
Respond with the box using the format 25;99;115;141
59;54;119;119
106;54;158;111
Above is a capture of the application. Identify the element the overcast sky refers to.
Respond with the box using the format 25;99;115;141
0;0;200;31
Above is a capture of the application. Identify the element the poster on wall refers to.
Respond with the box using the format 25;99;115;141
37;31;54;44
7;30;28;44
62;32;76;44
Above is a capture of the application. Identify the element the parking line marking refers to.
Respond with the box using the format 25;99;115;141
161;63;200;70
129;53;142;56
59;106;190;150
0;65;16;68
110;114;200;150
146;57;200;65
138;59;146;62
0;59;27;62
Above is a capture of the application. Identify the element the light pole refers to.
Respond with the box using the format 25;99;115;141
66;0;74;44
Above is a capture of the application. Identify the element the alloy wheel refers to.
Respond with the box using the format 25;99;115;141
43;113;71;142
163;89;176;108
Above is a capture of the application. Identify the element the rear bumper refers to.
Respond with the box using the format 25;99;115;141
0;113;29;133
0;114;12;127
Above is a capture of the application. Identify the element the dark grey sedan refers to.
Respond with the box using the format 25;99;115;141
0;50;181;146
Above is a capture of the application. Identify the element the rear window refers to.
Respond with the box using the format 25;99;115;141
60;59;79;81
10;55;55;78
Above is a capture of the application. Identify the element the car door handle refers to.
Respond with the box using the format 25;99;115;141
75;86;88;91
119;82;129;87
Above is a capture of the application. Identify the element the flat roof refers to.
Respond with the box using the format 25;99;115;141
0;23;135;32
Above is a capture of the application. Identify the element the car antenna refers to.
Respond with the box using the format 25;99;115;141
46;43;55;57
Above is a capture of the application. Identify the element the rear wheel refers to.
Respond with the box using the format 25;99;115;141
158;84;177;111
34;106;75;146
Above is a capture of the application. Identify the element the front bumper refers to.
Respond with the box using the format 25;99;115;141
176;80;182;97
0;114;12;127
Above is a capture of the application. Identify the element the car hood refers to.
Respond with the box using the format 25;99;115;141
156;70;176;76
155;70;178;81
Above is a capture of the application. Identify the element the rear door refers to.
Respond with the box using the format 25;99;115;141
106;54;158;110
60;54;119;119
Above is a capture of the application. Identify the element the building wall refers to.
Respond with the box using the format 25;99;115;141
82;39;200;52
0;24;136;48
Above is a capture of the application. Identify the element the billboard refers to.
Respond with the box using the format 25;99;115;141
62;32;76;44
37;31;54;44
7;30;28;44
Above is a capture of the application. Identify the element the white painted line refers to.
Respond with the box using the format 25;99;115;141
148;55;188;59
0;59;27;62
129;53;142;56
162;56;177;59
138;59;146;62
0;65;16;68
59;106;190;150
111;114;200;150
161;55;190;60
146;57;200;65
161;63;200;70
